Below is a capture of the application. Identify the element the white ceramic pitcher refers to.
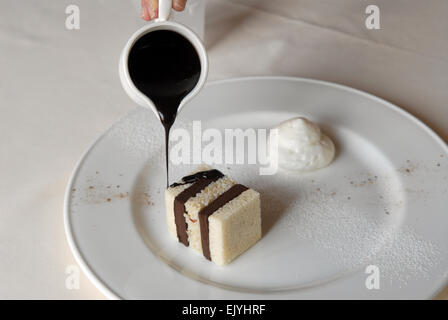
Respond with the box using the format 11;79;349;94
119;0;208;120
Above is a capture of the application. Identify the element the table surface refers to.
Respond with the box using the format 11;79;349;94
1;0;447;299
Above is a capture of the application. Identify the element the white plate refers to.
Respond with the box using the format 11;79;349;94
64;77;448;299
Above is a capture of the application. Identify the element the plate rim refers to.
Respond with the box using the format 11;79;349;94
63;76;448;300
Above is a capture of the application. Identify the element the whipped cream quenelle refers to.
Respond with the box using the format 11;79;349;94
271;117;335;172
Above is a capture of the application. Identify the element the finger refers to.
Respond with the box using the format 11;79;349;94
141;0;150;21
172;0;187;11
149;0;159;19
142;0;159;20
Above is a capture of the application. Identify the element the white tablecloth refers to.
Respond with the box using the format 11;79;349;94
1;0;447;299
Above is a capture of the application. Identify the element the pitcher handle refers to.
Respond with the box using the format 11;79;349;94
156;0;172;22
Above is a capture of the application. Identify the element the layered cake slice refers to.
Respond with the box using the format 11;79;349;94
165;166;261;265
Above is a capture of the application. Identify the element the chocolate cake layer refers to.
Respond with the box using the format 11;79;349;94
198;184;249;260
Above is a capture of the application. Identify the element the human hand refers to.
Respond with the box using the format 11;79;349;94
141;0;187;21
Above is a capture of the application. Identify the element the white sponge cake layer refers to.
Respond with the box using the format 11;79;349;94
209;189;261;265
184;176;235;254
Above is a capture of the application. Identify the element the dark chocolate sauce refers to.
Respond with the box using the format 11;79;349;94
170;169;224;188
128;30;201;186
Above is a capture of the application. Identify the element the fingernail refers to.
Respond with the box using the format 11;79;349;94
173;0;185;11
150;11;158;20
148;0;158;19
141;6;150;20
